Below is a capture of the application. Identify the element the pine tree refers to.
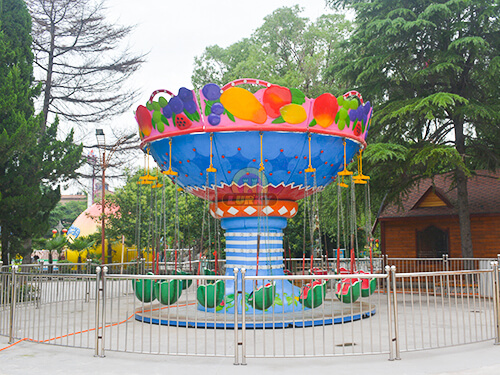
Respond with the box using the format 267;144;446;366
0;0;83;264
328;0;500;257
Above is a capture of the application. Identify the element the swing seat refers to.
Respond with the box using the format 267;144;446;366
153;279;182;305
197;279;225;308
175;270;193;290
337;267;351;275
311;267;328;276
132;272;156;303
357;270;377;297
299;280;327;309
203;267;216;284
335;278;361;304
283;269;293;276
247;282;275;310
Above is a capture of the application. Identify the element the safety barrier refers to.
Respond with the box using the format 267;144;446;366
0;263;499;364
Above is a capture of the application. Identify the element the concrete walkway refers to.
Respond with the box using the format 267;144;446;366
1;336;499;375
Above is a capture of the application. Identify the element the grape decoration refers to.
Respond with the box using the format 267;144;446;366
144;87;201;135
135;81;372;141
202;83;235;126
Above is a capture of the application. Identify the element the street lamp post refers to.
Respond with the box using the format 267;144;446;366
96;129;106;264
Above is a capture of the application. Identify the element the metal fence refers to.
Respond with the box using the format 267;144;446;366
1;261;499;364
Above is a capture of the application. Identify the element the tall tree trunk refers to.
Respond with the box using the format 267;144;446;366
1;229;9;265
455;168;473;258
454;117;473;258
41;5;56;133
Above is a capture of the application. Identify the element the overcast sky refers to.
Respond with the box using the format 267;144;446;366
69;0;340;194
107;0;335;100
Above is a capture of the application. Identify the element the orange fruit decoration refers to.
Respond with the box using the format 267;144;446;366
279;104;307;124
136;105;153;137
313;93;339;128
262;85;292;118
220;87;267;124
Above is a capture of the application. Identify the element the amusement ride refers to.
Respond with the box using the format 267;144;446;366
132;78;376;323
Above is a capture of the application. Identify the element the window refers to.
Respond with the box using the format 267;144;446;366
416;225;449;258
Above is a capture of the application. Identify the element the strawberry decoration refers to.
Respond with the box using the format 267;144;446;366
175;113;192;130
353;121;362;136
136;105;153;137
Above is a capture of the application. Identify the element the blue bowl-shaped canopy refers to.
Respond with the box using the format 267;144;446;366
148;131;360;202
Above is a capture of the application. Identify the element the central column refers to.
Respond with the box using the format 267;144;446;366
209;200;305;314
222;217;287;277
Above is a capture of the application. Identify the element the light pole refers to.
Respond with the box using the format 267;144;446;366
95;129;135;265
95;129;106;264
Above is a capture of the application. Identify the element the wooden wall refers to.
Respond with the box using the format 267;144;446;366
381;214;500;258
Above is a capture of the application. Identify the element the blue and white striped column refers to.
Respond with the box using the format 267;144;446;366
222;217;287;277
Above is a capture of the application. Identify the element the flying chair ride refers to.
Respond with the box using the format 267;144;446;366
134;78;373;314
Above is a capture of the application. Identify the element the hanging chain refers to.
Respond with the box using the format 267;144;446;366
135;183;142;257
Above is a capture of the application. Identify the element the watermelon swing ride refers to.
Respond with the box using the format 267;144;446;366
132;78;377;320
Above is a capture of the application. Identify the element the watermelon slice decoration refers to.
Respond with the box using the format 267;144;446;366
353;121;362;136
247;282;275;310
299;280;327;309
357;270;377;297
175;113;192;129
335;278;361;304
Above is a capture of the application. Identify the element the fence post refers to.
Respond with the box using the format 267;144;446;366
385;265;394;361
8;265;18;344
492;261;500;345
391;265;401;360
100;266;107;357
140;258;145;274
233;268;239;365
240;268;247;365
94;266;102;357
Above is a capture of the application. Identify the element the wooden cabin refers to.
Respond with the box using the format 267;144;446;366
376;171;500;265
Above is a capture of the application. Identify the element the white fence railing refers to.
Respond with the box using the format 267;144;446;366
1;262;499;364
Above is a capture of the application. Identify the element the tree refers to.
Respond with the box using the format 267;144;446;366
0;0;83;265
67;235;94;263
27;0;145;129
48;199;87;232
191;6;359;254
104;169;206;259
192;6;352;97
327;0;500;257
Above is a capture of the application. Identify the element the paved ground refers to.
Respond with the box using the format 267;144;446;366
1;336;499;375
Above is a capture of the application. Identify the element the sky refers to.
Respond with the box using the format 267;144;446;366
69;0;341;194
106;0;336;100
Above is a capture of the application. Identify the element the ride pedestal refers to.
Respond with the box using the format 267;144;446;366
213;206;303;314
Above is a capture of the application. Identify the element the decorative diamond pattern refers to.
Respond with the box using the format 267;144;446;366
262;206;274;215
244;206;257;215
227;207;239;215
278;206;288;215
290;207;296;216
216;208;224;217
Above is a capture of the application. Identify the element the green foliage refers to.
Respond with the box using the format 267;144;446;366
328;0;500;256
48;199;87;232
0;0;83;263
192;6;353;97
104;169;208;256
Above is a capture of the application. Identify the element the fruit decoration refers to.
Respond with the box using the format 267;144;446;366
220;87;267;124
136;105;153;137
208;113;221;126
202;83;221;101
169;96;184;114
279;103;307;124
263;85;292;118
175;113;192;129
135;81;372;140
349;101;371;133
312;93;339;128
